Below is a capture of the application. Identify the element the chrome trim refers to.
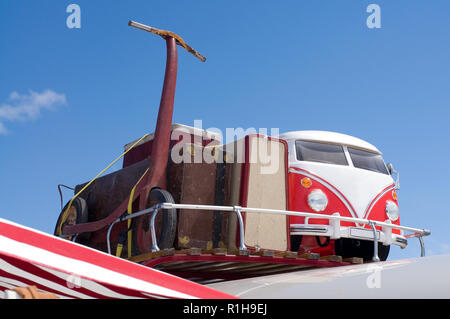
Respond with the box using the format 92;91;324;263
150;207;160;252
349;227;380;240
369;221;380;262
385;200;399;222
342;145;354;168
235;206;247;250
389;164;400;190
419;236;425;257
290;226;328;233
307;189;328;212
105;203;429;258
289;224;409;249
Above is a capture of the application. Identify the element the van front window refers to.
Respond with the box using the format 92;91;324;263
347;147;389;175
295;140;348;166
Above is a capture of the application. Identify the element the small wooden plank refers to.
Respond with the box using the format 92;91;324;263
152;248;176;259
237;249;251;256
128;252;153;263
213;248;228;255
163;248;175;256
251;250;275;257
320;255;343;263
228;248;251;256
298;253;320;260
274;251;298;259
343;257;364;264
173;248;205;256
261;250;275;257
128;248;175;263
284;251;299;259
187;247;202;256
202;248;227;256
174;249;192;255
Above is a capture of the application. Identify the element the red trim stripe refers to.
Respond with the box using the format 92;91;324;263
0;266;78;299
289;167;359;220
0;253;136;299
0;219;235;299
363;184;395;219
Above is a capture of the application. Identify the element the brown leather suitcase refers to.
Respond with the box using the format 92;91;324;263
167;143;230;249
72;124;221;254
123;124;221;168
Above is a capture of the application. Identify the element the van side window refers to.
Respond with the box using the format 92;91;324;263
295;141;348;166
347;147;389;175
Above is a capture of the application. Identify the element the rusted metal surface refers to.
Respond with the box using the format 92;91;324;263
63;31;179;241
131;37;179;255
213;149;232;249
128;21;206;62
122;127;219;168
62;22;208;259
62;171;148;235
68;159;150;252
142;36;177;194
167;144;222;250
74;159;150;222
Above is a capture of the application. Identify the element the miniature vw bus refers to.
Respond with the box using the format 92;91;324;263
279;131;403;261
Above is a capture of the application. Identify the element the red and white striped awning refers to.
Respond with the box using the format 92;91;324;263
0;218;235;299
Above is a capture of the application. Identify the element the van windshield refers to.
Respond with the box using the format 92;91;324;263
295;140;348;166
347;147;389;175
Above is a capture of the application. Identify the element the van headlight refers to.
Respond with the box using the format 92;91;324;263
386;200;399;222
308;189;328;212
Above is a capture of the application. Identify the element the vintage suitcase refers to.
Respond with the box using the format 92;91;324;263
123;123;221;168
224;134;290;252
69;124;221;255
167;143;230;250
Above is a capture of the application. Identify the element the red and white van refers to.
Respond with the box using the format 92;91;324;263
279;130;403;261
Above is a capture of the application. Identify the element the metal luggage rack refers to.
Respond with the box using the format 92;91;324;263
106;203;431;263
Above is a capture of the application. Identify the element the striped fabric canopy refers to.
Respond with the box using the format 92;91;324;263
0;218;234;299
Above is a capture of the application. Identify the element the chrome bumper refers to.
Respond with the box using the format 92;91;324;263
290;224;408;248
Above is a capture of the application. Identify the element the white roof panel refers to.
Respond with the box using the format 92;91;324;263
279;130;381;154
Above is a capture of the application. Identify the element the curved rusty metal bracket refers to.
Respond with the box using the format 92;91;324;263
128;20;206;62
63;21;205;247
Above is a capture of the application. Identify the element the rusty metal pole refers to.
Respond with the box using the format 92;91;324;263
61;22;204;240
140;37;178;208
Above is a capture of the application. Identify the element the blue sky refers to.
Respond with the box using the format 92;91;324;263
0;0;449;260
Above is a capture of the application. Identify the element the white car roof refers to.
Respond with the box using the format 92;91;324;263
207;255;450;298
279;130;381;154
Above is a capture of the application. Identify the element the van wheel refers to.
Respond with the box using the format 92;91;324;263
334;238;390;261
134;188;177;254
54;197;89;243
290;235;303;252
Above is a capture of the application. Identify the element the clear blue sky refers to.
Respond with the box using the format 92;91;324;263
1;0;449;261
